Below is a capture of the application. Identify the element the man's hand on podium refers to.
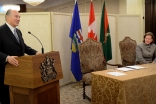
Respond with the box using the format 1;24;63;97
36;51;42;55
7;56;19;66
7;52;41;66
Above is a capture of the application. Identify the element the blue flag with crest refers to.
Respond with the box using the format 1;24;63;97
69;1;83;82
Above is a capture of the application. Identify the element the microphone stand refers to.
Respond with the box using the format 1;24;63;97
28;31;44;54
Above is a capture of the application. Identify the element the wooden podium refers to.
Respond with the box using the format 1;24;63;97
4;51;63;104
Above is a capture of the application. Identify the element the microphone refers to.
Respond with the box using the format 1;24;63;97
28;31;44;54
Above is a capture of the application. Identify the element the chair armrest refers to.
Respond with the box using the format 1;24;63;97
103;60;123;68
90;69;94;72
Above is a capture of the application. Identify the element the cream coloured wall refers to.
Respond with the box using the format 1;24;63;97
46;0;119;14
45;0;144;42
19;12;52;53
126;0;144;40
116;15;141;63
119;0;127;14
127;0;143;14
119;0;144;41
25;0;144;17
0;13;5;25
51;12;72;85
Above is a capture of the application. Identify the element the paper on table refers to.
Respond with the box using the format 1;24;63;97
126;65;145;69
107;72;127;76
116;67;135;71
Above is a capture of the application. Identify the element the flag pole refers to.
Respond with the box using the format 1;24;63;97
74;0;83;88
70;0;83;89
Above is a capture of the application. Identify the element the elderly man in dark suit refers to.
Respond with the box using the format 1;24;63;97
0;9;41;104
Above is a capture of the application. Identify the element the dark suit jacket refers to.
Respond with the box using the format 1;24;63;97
0;23;37;82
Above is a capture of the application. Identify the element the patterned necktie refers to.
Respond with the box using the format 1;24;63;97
14;29;20;43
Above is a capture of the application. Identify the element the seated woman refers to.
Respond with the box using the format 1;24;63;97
135;32;156;64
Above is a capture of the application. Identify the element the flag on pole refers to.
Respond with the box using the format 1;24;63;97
88;0;97;41
69;0;83;82
100;1;112;61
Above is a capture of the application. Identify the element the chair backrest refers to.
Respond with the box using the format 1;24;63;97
79;38;106;74
119;37;137;66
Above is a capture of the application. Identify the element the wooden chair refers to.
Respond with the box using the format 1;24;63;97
79;38;122;101
119;37;137;66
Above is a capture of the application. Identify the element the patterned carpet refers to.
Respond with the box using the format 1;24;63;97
60;82;91;104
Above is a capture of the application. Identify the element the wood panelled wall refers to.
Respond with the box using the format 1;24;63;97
145;0;156;43
19;4;26;12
